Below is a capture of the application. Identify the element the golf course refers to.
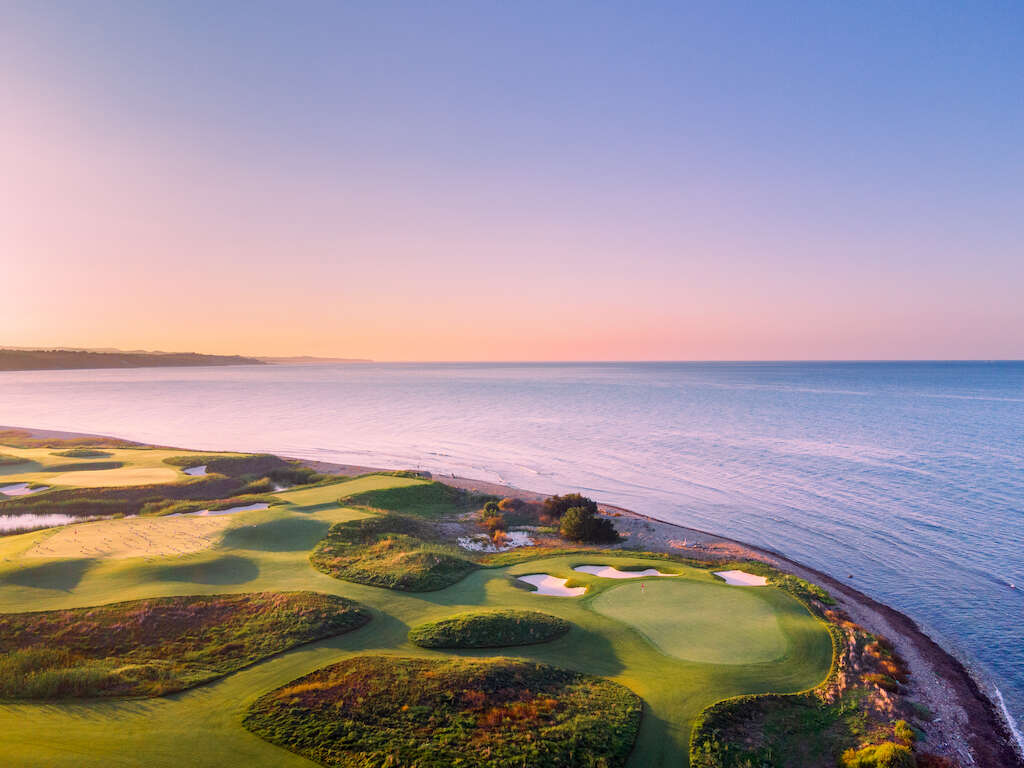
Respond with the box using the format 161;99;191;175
0;437;836;767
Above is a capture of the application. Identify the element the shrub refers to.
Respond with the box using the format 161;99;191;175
559;505;620;544
408;610;571;649
244;656;641;768
497;497;520;511
543;493;598;521
840;742;914;768
0;592;370;699
310;514;478;591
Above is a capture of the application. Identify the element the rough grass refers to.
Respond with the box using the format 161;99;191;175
341;481;495;518
409;609;571;649
0;430;142;449
0;592;370;699
243;655;641;768
0;454;30;467
310;514;478;591
50;449;113;458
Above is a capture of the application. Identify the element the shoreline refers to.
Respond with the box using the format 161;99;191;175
3;424;1021;767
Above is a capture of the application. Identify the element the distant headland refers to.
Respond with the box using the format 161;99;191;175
0;349;372;371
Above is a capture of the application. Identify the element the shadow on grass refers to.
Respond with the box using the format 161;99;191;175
0;558;96;591
220;517;331;552
144;555;259;585
0;460;42;477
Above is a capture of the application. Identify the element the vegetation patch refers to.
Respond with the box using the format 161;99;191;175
341;481;495;518
409;609;571;649
0;454;30;467
244;655;641;768
163;453;324;485
0;592;369;699
0;430;142;449
50;449;113;458
310;514;478;591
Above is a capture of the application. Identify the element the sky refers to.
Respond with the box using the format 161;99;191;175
2;1;1022;361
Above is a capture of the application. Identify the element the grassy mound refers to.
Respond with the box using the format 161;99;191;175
409;609;571;649
0;592;369;699
0;453;30;467
341;481;493;518
244;656;641;768
310;514;477;591
50;449;113;458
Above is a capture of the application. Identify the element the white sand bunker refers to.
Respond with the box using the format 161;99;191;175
183;465;207;476
458;530;534;552
25;515;235;559
0;483;49;497
714;569;769;586
574;565;675;579
189;502;268;517
518;574;586;597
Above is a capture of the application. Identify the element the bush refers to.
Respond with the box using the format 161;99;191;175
560;505;620;544
310;514;478;591
0;592;370;699
408;610;571;649
840;742;915;768
543;493;598;521
244;656;641;768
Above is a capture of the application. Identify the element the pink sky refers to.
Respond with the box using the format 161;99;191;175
2;4;1021;361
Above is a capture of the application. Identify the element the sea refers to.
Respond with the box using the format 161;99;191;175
0;361;1021;741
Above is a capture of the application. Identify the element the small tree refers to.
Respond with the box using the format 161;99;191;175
543;493;598;521
559;506;619;544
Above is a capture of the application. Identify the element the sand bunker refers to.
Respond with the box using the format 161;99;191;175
518;574;586;597
183;465;207;476
189;502;269;517
458;530;534;552
714;569;769;586
573;565;675;579
0;483;49;496
0;513;98;534
25;515;235;559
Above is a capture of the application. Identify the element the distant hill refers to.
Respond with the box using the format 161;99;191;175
0;349;264;371
256;356;373;364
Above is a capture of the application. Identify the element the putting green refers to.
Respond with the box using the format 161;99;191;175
590;580;787;664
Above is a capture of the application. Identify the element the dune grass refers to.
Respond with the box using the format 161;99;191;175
310;513;478;591
409;609;571;648
341;481;494;518
0;591;370;699
244;655;642;768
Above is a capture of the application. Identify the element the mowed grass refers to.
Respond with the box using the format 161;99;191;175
244;655;642;768
272;474;427;510
341;480;491;518
0;445;246;488
0;463;834;768
591;580;788;664
0;592;370;699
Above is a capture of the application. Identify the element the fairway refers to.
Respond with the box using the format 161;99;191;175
0;465;834;767
591;579;787;664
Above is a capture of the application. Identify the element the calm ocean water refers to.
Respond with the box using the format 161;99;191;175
1;361;1022;737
